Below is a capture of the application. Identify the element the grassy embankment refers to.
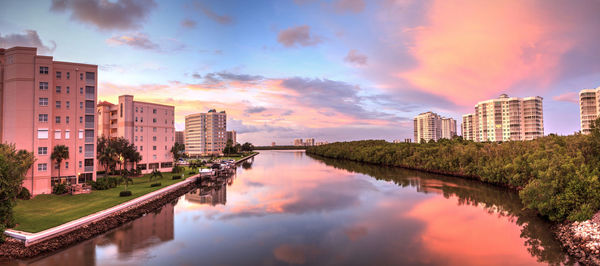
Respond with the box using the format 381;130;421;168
13;169;191;233
306;134;600;223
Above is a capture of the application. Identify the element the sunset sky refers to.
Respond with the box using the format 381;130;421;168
2;0;600;145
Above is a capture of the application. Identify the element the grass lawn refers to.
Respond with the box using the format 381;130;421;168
12;169;193;233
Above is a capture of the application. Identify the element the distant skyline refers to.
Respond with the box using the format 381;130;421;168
2;0;600;145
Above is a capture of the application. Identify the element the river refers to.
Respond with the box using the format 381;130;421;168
10;150;575;265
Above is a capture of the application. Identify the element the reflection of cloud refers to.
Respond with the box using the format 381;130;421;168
344;226;368;241
273;244;318;265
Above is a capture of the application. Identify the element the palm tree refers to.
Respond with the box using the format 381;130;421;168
51;145;69;183
149;168;163;182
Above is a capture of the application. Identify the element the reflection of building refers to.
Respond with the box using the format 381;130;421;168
462;94;544;142
226;130;236;144
175;130;184;144
108;203;174;255
271;142;276;146
185;109;227;156
0;46;98;194
580;88;599;134
185;183;227;206
97;95;175;173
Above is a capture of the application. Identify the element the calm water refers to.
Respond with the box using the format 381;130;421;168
11;150;574;265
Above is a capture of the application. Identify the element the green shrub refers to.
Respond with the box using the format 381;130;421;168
188;171;196;175
17;187;31;200
172;175;182;180
52;183;68;195
119;191;132;197
172;165;183;173
150;183;161;187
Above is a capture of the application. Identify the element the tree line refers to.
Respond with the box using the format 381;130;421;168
306;119;600;222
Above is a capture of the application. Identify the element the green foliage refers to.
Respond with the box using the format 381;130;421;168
150;182;161;187
241;142;254;152
223;139;238;155
17;187;31;200
149;169;163;182
51;145;69;179
52;183;68;195
0;144;35;231
97;136;141;177
119;191;132;197
172;175;182;180
306;126;600;222
171;165;183;173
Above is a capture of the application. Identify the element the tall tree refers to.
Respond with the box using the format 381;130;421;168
0;144;34;236
170;142;185;167
51;145;69;182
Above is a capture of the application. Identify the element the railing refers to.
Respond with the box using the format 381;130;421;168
85;107;95;114
85;136;94;143
84;166;94;172
85;121;94;129
85;151;94;158
85;93;94;101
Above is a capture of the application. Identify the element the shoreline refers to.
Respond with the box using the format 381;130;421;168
306;151;600;264
0;180;197;259
0;153;257;260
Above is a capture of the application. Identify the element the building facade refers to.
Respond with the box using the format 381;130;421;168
226;130;236;144
304;138;315;146
293;138;303;146
175;131;184;144
413;112;442;143
185;109;227;156
580;88;599;134
97;95;175;173
462;94;544;142
441;117;457;139
0;46;97;195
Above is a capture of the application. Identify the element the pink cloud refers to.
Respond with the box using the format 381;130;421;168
553;91;578;104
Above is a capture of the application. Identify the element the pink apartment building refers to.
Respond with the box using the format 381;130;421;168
97;95;175;173
0;47;98;195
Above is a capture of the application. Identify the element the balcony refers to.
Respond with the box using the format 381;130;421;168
85;144;94;158
84;166;94;172
85;115;94;129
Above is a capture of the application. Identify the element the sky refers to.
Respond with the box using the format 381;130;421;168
1;0;600;145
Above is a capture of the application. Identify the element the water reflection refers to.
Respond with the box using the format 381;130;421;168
6;150;574;265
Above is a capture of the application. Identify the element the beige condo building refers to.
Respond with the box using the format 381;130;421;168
185;109;227;156
462;94;544;142
413;112;456;143
580;87;600;134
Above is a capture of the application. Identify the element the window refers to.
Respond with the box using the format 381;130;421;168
79;161;82;168
141;117;143;122
80;102;83;109
79;146;82;153
80;87;83;94
85;72;95;82
80;73;83;80
38;147;48;155
38;129;48;139
135;117;138;122
152;118;156;123
56;71;61;79
153;155;157;160
39;114;48;122
153;109;157;114
66;101;70;109
56;101;61;108
140;136;143;141
153;136;156;141
79;130;83;139
85;86;94;96
136;107;138;112
55;116;61;124
65;162;69;169
55;130;61;139
65;130;70;139
153;146;157;150
141;107;143;113
39;82;48;90
140;146;143;151
141;127;143;132
152;127;157;132
135;126;138;132
135;136;138;141
56;86;61;93
66;116;70;123
39;66;48;74
39;98;48;106
79;116;83;123
38;163;47;171
67;72;70;79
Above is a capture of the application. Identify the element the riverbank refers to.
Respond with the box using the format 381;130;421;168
306;138;600;264
0;179;197;259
